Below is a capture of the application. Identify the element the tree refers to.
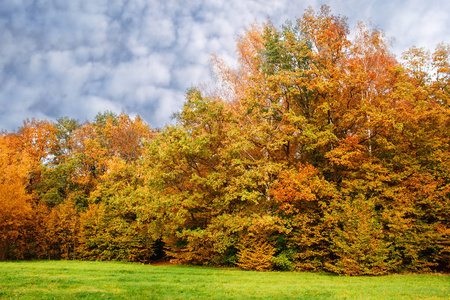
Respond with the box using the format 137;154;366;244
146;5;449;273
0;133;33;259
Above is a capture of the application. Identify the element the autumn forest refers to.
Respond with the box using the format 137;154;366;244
1;7;449;275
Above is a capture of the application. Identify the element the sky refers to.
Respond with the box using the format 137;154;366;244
1;0;449;131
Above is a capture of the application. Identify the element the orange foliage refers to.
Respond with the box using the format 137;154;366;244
0;133;33;259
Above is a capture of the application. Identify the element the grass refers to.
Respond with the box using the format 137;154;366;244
0;260;448;299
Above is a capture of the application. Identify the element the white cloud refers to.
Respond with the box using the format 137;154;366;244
83;96;123;118
0;0;449;131
152;88;184;125
106;55;172;99
379;0;450;56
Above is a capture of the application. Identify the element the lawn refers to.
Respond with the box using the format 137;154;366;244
0;260;448;299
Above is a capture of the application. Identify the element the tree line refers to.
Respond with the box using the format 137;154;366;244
1;6;449;275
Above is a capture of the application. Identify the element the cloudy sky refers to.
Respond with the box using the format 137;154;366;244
1;0;449;131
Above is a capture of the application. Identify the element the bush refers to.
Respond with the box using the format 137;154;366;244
236;238;275;271
272;250;294;271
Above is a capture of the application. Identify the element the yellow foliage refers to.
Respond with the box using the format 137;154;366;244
236;238;275;271
46;200;80;259
0;133;33;259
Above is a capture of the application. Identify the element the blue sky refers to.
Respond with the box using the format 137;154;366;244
1;0;449;131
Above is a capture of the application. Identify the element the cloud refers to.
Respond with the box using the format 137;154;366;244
383;0;450;56
0;0;449;131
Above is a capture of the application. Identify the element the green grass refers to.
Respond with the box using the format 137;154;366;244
0;261;448;299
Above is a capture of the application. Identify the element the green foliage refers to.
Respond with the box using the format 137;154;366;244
78;203;154;262
272;250;295;271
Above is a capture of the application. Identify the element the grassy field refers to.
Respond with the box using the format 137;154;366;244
0;260;448;299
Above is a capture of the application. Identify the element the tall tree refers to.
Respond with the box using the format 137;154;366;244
0;133;33;259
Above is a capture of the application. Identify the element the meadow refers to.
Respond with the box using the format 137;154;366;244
0;260;448;299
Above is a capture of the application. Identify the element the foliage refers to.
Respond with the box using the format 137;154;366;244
236;237;276;271
0;132;34;259
78;202;154;262
0;5;449;276
45;200;81;260
271;250;295;271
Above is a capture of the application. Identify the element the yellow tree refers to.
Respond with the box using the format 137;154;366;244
45;200;80;259
0;133;33;259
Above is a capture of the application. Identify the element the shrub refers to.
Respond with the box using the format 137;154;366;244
236;238;275;271
272;250;294;271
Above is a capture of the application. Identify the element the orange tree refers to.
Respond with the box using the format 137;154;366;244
0;133;34;259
